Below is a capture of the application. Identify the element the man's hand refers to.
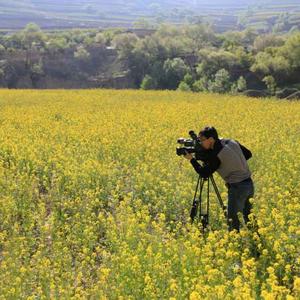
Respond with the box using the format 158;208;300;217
183;152;193;161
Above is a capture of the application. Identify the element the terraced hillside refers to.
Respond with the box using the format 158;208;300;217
1;0;300;32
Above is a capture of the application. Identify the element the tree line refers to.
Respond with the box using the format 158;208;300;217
1;23;300;97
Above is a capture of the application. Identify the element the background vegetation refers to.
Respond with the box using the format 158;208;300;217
1;22;300;98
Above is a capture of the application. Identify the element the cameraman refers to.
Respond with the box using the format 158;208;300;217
183;126;254;232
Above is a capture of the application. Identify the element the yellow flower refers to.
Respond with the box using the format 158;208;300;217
293;277;300;294
0;89;299;299
189;291;201;300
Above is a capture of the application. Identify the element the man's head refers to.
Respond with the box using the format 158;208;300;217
198;126;219;150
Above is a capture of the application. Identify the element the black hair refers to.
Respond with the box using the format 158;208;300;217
199;126;219;140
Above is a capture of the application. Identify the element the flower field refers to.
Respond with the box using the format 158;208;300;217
0;89;299;299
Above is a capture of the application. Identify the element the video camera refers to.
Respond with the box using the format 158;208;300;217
176;130;209;161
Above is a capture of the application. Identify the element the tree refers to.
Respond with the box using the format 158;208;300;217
250;51;290;79
163;58;189;89
0;44;5;56
197;49;238;79
177;81;191;92
151;24;197;58
253;34;284;53
46;37;68;56
231;76;247;94
0;68;4;80
141;75;157;90
74;45;90;60
31;61;43;75
281;32;300;68
156;23;181;39
182;73;193;88
19;23;46;68
222;31;245;50
102;29;123;45
148;61;165;89
185;24;216;49
262;75;276;95
192;76;210;92
21;23;45;48
232;46;253;69
70;29;87;44
237;76;247;92
94;32;107;46
30;60;44;88
134;35;167;61
208;69;231;94
112;33;139;58
242;28;258;46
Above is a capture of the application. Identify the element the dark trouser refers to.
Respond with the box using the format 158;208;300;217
227;178;254;232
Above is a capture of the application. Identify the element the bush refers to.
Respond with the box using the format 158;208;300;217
177;81;191;92
183;73;193;87
262;75;277;95
74;45;90;60
192;77;210;92
141;75;157;90
208;69;231;93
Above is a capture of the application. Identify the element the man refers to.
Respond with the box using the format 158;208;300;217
183;126;254;232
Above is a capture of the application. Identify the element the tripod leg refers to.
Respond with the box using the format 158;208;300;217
190;176;201;222
206;177;209;227
197;178;209;230
198;178;205;220
210;175;227;218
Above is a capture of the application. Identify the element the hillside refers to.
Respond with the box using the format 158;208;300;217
1;0;300;32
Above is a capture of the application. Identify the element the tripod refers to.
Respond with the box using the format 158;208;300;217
190;174;227;230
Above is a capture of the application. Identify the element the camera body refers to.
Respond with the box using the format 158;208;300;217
176;130;209;161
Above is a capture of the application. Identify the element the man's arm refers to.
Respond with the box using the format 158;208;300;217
237;142;252;160
189;156;221;178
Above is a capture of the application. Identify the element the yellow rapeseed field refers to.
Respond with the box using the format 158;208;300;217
0;89;299;299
